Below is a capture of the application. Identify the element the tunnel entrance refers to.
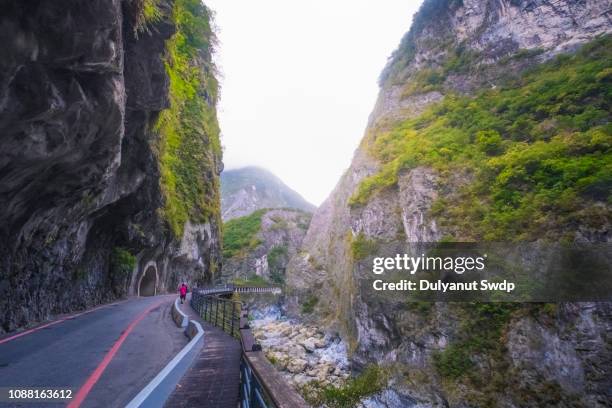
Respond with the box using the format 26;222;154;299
139;266;157;297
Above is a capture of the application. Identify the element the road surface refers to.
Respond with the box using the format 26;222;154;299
0;296;187;408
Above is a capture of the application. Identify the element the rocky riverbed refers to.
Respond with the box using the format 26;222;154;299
250;307;350;389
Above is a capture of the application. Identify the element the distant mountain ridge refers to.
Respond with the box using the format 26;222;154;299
221;167;315;220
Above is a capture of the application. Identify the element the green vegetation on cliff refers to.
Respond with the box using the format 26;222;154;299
110;247;136;295
222;209;266;258
349;232;379;260
300;365;387;408
429;303;568;406
352;36;612;241
111;247;137;275
380;0;464;85
135;0;164;34
433;303;517;379
156;0;221;236
300;294;319;314
267;244;288;284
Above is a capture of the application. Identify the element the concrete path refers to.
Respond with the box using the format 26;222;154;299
164;301;241;408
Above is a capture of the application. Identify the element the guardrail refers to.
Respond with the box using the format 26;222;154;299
197;286;232;296
233;286;282;294
191;288;307;408
195;285;282;296
192;292;241;338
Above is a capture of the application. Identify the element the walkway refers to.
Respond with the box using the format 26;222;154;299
164;300;241;408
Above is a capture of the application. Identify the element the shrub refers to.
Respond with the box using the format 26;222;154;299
407;301;434;314
132;0;164;35
475;130;504;155
301;295;319;314
110;247;136;295
540;303;558;318
433;303;518;379
301;365;387;408
350;233;379;260
267;245;288;285
432;343;473;379
266;353;278;365
401;68;445;98
111;247;136;276
443;46;481;74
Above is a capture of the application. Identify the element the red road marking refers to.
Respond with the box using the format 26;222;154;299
67;300;166;408
0;301;126;345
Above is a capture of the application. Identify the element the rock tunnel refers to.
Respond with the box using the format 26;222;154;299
139;265;157;296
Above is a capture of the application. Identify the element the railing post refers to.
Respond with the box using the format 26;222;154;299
215;298;219;327
207;296;212;322
205;296;208;321
223;300;227;333
204;296;208;320
231;302;235;337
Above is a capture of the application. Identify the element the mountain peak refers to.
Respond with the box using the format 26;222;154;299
221;167;315;220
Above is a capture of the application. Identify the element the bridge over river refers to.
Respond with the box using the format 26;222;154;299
0;285;307;408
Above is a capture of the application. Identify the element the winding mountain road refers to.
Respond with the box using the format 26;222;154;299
0;296;187;408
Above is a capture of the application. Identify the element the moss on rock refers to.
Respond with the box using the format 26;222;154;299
156;0;222;237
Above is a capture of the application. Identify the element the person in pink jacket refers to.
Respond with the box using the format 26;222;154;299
179;283;188;304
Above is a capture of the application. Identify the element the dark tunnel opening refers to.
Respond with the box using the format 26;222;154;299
139;266;157;296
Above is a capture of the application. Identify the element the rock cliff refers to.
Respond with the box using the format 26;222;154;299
0;0;222;333
222;208;311;285
286;0;612;406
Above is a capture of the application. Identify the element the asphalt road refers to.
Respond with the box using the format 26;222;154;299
0;296;187;408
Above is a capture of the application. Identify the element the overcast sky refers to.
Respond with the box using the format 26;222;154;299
205;0;423;205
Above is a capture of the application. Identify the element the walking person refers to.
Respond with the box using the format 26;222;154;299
179;282;188;304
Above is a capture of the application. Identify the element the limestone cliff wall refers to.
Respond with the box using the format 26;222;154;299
222;209;311;285
286;0;612;405
0;0;222;333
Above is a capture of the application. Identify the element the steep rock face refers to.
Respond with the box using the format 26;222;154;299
286;0;611;405
374;0;612;128
221;166;315;221
0;0;222;333
222;209;311;285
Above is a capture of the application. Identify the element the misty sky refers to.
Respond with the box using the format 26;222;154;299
205;0;423;205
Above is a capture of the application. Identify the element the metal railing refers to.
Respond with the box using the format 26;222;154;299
192;291;241;338
197;285;234;296
241;355;274;408
196;285;282;296
233;286;282;294
237;309;308;408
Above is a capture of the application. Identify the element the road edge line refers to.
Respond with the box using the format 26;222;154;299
125;301;204;408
